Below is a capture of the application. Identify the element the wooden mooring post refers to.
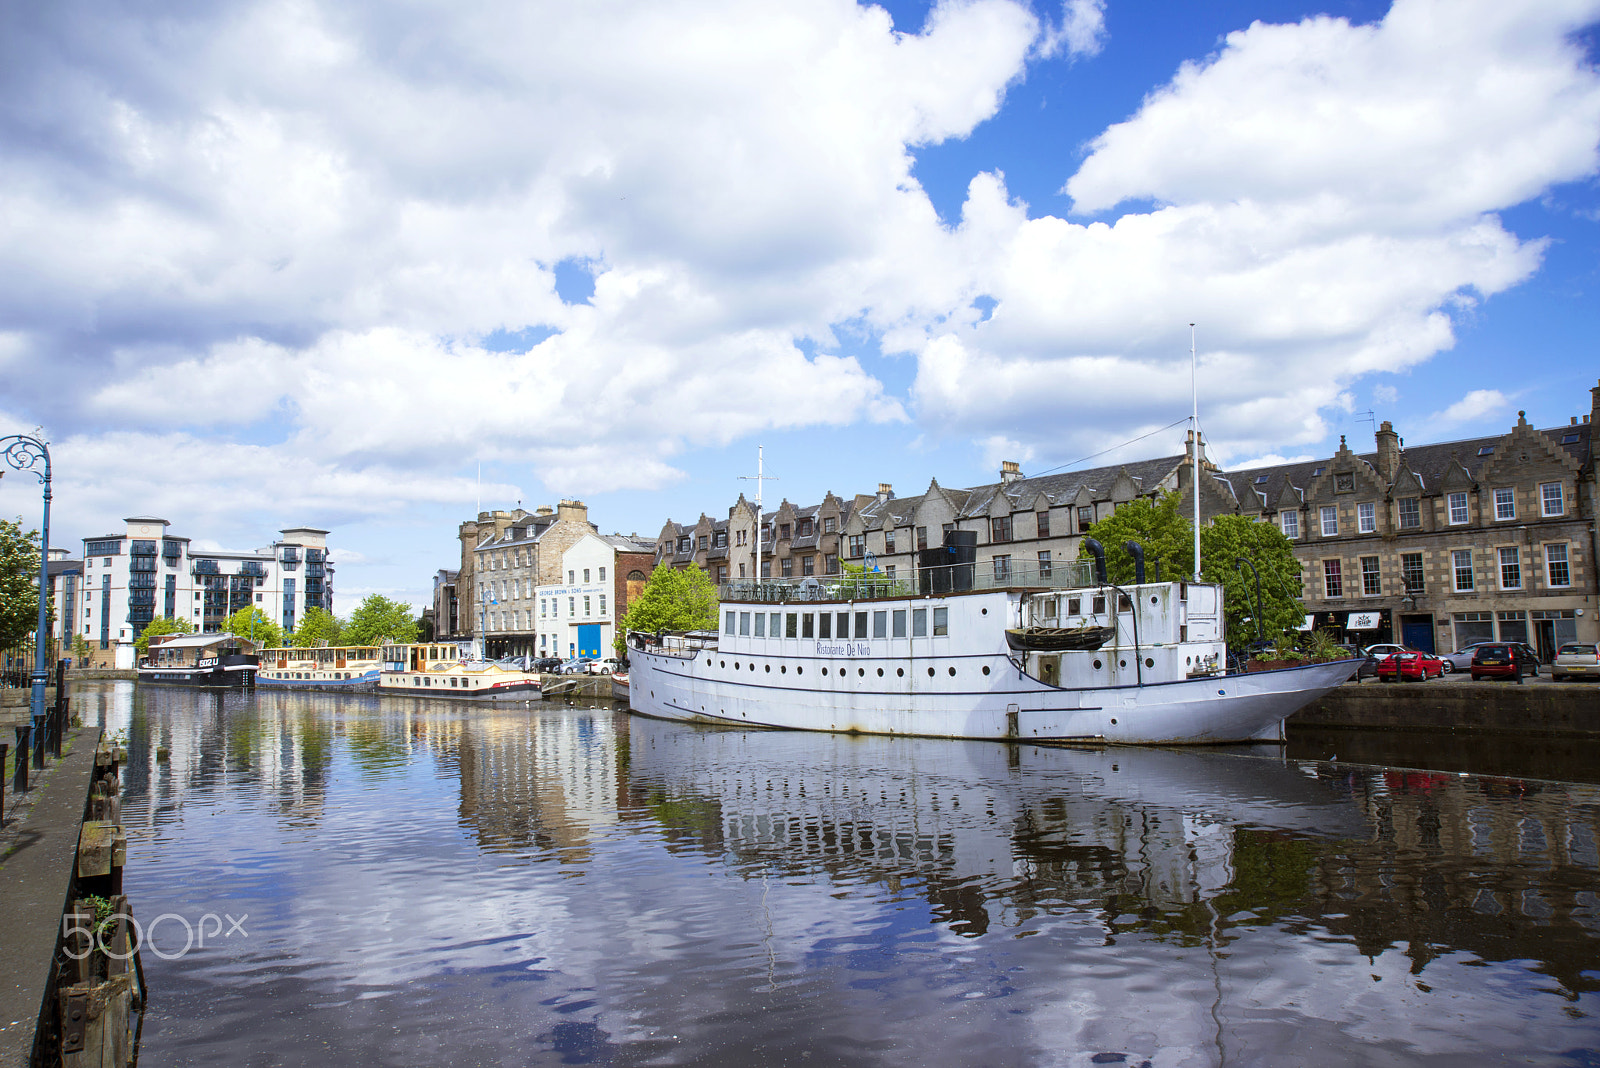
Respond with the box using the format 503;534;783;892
42;737;144;1068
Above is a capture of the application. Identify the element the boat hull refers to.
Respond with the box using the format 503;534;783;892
378;670;542;701
626;647;1358;745
137;655;258;689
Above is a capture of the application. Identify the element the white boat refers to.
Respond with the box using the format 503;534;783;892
256;645;383;692
378;641;543;700
625;549;1358;745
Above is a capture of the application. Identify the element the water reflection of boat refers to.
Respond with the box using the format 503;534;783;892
625;717;1367;915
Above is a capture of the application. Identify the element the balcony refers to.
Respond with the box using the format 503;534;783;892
193;560;219;575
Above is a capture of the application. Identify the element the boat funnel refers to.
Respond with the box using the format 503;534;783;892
1123;541;1146;584
1083;538;1107;583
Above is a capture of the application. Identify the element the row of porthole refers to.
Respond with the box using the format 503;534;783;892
711;658;991;679
266;671;359;680
1089;658;1158;670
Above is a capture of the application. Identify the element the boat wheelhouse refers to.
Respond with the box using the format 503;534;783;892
256;645;383;692
625;537;1358;745
378;642;544;700
138;632;259;687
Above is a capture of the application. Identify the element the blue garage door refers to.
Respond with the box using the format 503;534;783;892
577;624;602;660
1401;616;1434;653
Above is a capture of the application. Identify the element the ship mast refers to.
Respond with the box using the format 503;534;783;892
1191;324;1201;580
740;446;776;583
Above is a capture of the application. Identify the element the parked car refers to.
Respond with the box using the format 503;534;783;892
559;658;595;675
585;657;624;676
1335;644;1380;680
1470;643;1539;681
1361;643;1409;660
531;657;564;674
1552;642;1600;681
1374;650;1444;681
1439;641;1498;675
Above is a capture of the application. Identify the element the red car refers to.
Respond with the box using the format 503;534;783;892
1375;650;1444;681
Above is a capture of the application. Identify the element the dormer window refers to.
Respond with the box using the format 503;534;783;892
1254;475;1269;484
1562;432;1580;444
798;519;814;538
1478;445;1495;456
1312;467;1325;477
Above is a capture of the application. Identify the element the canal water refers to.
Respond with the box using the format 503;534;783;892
79;682;1599;1066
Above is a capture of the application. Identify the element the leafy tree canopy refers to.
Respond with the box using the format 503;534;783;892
289;606;344;648
344;595;419;645
0;516;42;648
135;615;195;655
618;564;719;642
1079;495;1305;651
221;606;284;649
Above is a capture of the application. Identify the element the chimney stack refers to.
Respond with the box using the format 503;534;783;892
1000;461;1022;485
1375;420;1400;483
877;483;893;502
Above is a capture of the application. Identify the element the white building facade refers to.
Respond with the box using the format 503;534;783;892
79;517;334;667
535;534;620;662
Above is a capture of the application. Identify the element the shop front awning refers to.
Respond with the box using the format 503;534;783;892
1346;610;1383;631
1296;614;1315;632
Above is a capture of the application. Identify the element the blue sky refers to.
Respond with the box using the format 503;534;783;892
2;0;1597;614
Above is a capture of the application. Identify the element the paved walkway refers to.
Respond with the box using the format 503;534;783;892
0;721;99;1068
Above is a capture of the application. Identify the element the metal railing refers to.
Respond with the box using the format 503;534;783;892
721;559;1099;604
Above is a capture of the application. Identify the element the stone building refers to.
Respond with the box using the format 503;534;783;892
1211;387;1598;657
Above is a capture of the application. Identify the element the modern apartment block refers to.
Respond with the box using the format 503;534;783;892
78;517;334;667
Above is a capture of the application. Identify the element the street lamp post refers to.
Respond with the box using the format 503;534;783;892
2;433;53;769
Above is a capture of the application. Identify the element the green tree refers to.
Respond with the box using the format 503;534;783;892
0;517;43;649
838;559;909;598
71;633;90;664
289;606;344;647
1078;494;1195;584
344;595;419;645
135;615;195;655
1080;495;1304;651
617;564;719;648
221;606;284;649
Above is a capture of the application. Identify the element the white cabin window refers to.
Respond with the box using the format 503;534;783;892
933;607;948;636
912;609;927;637
892;610;906;638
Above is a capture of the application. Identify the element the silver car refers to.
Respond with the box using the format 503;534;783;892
1439;641;1498;675
1552;642;1600;681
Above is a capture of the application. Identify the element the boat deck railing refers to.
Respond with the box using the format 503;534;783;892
720;559;1100;604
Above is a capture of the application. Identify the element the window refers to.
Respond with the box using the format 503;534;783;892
569;570;576;584
1280;510;1299;539
785;613;798;638
819;613;832;640
1401;553;1424;594
754;613;766;637
799;519;814;538
1498;547;1521;590
1546;544;1570;587
1477;445;1494;457
1037;551;1052;578
1320;506;1338;537
1541;482;1565;517
933;607;948;636
912;609;927;637
884;564;897;581
1358;502;1376;533
851;612;865;638
942;522;955;538
991;515;1012;543
802;555;814;576
1494;488;1515;521
599;567;606;582
847;535;864;558
599;594;607;615
698;536;708;551
779;523;791;540
712;532;725;549
802;613;814;638
1448;492;1468;525
781;557;793;578
873;611;887;639
993;555;1010;581
1498;610;1528;644
892;610;906;638
1036;512;1050;537
823;517;836;534
916;526;928;551
884;530;897;553
1395;498;1419;530
678;537;691;553
1323;559;1343;598
583;568;590;582
717;566;728;584
738;563;745;578
540;599;547;617
1361;556;1381;596
736;612;750;637
824;554;838;575
583;596;591;616
1077;506;1093;533
569;597;576;617
771;612;781;636
1453;549;1474;592
725;611;735;635
1455;611;1494;647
